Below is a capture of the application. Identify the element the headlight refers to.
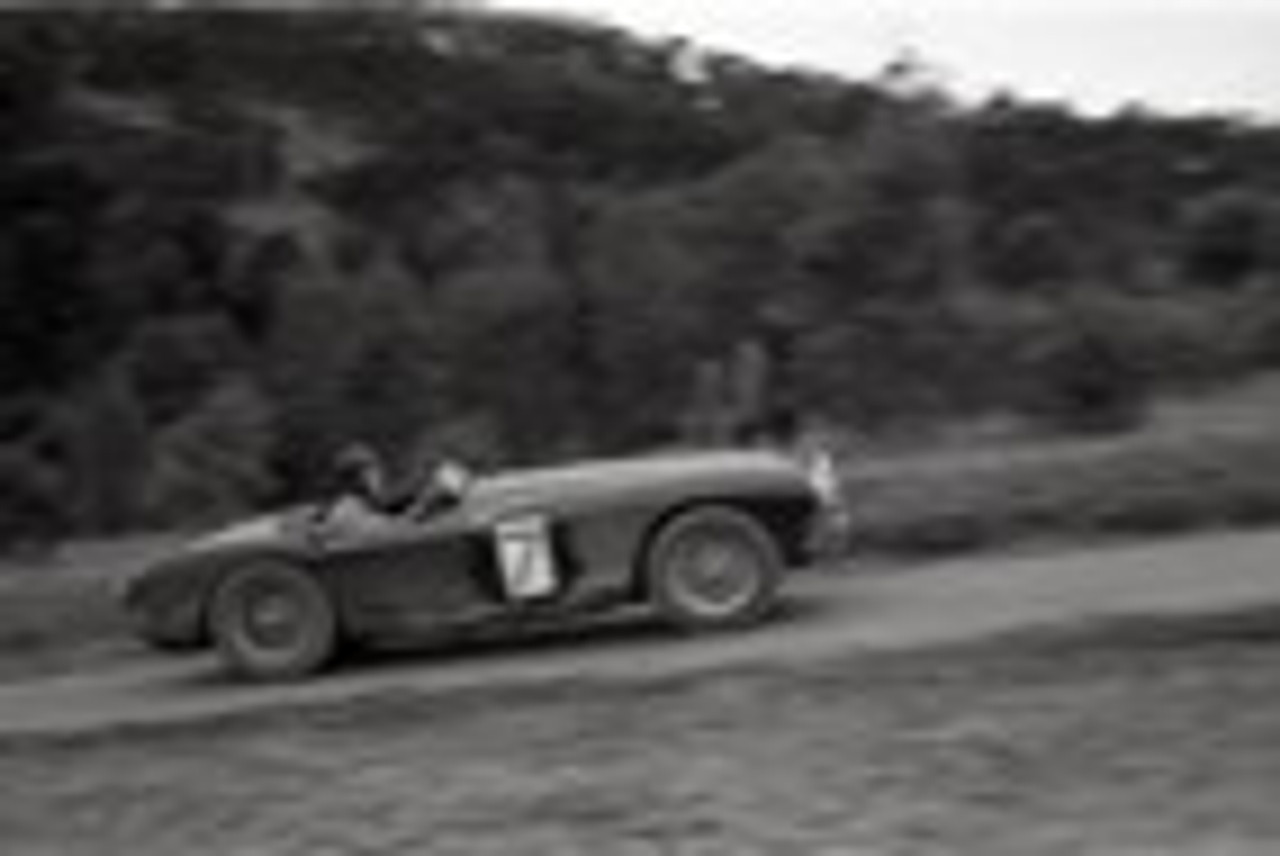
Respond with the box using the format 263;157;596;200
804;449;843;509
802;448;852;554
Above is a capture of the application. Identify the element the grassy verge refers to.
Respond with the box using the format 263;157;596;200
0;536;180;680
3;609;1279;854
847;418;1280;555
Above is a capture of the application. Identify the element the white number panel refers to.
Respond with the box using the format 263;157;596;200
494;516;558;600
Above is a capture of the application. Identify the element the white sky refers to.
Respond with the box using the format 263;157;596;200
496;0;1280;118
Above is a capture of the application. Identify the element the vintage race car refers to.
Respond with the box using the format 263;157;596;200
122;448;845;680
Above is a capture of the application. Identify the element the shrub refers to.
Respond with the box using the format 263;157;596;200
142;380;278;527
0;446;65;552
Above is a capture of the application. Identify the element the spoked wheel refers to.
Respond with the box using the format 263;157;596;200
209;561;338;681
646;506;783;630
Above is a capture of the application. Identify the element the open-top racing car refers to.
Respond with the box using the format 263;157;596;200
122;448;845;680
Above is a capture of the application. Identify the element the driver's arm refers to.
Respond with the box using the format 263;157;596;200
404;484;456;521
405;462;470;520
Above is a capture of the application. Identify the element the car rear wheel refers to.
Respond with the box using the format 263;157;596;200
209;561;338;681
645;506;783;630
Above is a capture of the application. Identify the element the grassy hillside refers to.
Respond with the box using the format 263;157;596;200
3;9;1280;547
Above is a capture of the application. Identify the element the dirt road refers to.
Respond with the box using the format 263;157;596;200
2;527;1280;739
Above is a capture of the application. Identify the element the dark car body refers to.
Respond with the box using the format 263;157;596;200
123;449;833;673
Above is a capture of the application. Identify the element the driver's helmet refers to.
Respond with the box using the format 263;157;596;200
333;443;385;499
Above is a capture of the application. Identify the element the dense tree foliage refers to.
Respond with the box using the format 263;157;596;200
3;7;1280;544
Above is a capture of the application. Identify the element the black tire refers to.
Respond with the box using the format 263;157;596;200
645;506;783;630
208;560;339;681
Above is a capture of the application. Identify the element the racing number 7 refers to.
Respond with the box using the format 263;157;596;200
494;516;558;600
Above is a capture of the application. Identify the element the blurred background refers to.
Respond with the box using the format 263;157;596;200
4;2;1280;550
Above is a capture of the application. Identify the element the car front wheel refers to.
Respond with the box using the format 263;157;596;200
645;506;783;630
208;560;338;681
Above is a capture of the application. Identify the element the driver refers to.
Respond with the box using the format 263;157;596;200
330;442;392;513
328;442;469;520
